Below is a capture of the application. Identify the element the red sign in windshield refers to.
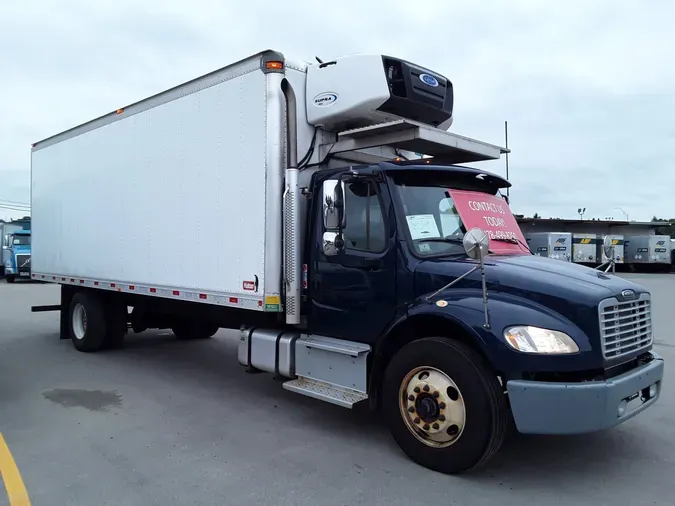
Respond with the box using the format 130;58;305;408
447;189;529;255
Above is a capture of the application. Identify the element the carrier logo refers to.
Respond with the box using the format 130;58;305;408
419;73;439;87
243;275;259;292
656;240;666;246
580;238;592;244
621;289;636;298
313;92;338;107
555;238;567;244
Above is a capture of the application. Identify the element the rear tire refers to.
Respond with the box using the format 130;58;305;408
104;302;128;349
172;322;219;340
382;337;508;475
69;291;108;352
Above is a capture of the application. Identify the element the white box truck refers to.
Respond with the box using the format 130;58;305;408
30;50;664;474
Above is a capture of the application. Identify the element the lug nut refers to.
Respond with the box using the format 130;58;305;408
408;395;415;401
408;406;415;413
414;387;421;393
423;385;430;392
423;424;430;431
433;391;440;398
432;423;439;430
439;402;446;409
414;417;421;424
439;415;446;422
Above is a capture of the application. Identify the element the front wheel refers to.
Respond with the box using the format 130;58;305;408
382;337;508;474
5;275;15;284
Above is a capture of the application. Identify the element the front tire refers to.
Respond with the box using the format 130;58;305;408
5;275;15;284
382;337;508;474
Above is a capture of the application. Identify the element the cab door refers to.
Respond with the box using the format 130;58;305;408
307;175;398;344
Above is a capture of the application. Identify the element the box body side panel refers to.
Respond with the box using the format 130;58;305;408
31;69;270;299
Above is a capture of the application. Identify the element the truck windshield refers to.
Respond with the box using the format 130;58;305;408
391;171;508;257
12;235;31;246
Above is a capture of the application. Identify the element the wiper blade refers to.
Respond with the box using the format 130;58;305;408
490;236;532;253
418;237;495;255
417;237;464;245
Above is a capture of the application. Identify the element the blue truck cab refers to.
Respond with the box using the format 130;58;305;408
305;161;664;474
3;229;31;283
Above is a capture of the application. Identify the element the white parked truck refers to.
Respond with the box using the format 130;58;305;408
30;50;664;474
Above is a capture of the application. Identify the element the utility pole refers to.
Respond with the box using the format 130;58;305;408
504;121;510;198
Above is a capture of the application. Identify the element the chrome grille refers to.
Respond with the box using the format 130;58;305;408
16;254;31;270
598;293;652;360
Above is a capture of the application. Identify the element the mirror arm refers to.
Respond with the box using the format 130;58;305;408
425;264;481;302
477;247;490;329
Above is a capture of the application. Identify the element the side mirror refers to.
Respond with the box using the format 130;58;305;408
463;227;490;262
323;231;345;256
602;236;615;258
323;180;346;230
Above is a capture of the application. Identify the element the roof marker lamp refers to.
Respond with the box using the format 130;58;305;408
504;326;579;354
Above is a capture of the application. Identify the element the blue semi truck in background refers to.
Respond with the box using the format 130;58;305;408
1;222;32;283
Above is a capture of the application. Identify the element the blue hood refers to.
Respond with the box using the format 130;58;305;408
414;253;648;341
11;245;31;254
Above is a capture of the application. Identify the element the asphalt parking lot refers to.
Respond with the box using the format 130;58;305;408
0;274;673;506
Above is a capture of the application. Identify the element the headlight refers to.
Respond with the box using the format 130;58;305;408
503;326;579;354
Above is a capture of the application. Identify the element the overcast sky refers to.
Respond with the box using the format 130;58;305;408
1;0;673;222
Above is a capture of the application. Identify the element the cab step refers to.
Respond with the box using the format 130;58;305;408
283;377;368;409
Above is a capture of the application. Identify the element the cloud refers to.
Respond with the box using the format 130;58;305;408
1;0;673;222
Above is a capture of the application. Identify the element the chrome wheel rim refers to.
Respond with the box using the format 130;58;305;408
72;303;87;340
399;366;466;448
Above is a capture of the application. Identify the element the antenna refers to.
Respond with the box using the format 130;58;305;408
504;120;510;198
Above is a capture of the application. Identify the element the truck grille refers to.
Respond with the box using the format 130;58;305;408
598;293;652;360
16;254;31;270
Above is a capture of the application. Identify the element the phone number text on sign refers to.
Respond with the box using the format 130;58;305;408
486;229;518;241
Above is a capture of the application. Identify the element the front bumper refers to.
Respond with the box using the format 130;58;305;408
507;351;664;435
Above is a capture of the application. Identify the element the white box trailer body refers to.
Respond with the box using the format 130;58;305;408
31;52;296;312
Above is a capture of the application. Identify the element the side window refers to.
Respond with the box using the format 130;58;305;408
342;180;386;252
438;197;463;238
